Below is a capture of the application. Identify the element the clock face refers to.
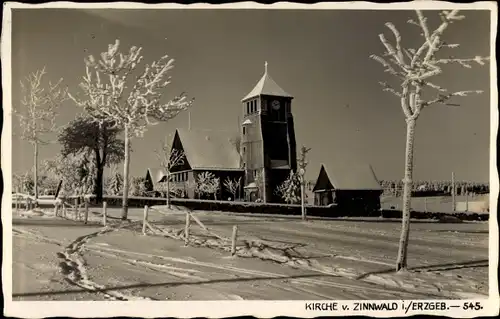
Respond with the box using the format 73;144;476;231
272;100;280;110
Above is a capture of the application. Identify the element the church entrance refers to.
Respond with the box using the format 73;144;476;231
244;182;259;202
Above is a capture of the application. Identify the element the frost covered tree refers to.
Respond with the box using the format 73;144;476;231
106;167;124;196
371;10;489;271
275;171;301;204
15;67;68;202
224;177;242;201
196;171;220;200
38;174;60;195
130;176;148;197
156;139;185;208
70;40;194;220
58;114;124;202
13;171;34;195
45;151;95;197
297;146;311;220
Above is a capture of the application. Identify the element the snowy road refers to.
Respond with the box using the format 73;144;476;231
11;206;489;300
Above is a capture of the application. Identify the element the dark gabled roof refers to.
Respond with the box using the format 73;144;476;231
175;128;242;171
314;162;382;191
241;69;293;102
146;167;167;190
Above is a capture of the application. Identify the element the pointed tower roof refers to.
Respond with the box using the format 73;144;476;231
241;62;293;102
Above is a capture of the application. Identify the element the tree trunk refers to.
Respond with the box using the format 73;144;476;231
396;118;416;272
33;142;39;204
93;148;104;203
166;172;171;208
121;128;131;220
94;164;104;203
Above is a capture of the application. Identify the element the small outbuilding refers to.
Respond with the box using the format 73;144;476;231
144;167;167;196
312;163;383;215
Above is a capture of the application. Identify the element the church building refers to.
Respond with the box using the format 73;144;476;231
152;62;298;203
144;62;383;213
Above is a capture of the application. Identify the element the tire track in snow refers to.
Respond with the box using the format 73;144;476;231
56;223;155;301
84;243;440;299
13;227;64;247
89;244;351;299
14;224;154;301
138;223;453;298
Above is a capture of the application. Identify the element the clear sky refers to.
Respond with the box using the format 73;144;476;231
10;8;491;183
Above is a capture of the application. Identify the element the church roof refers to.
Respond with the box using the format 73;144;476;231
314;162;382;191
146;167;167;190
175;128;243;171
241;63;293;101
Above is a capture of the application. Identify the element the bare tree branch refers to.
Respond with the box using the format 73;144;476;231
422;90;484;108
16;67;68;144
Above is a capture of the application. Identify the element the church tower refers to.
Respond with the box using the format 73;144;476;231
240;62;297;203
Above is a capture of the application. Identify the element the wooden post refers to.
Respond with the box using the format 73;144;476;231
15;196;19;213
84;200;89;224
231;225;238;256
54;202;59;217
62;202;66;218
465;192;469;212
184;212;190;246
424;198;427;213
142;205;149;235
103;201;107;227
74;198;79;220
451;172;456;212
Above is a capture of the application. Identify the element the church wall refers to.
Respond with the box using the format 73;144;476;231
286;115;298;172
241;110;265;183
191;169;245;200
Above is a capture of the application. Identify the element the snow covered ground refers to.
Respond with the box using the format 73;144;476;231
11;205;489;300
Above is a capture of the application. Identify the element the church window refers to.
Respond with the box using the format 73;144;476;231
242;146;246;154
242;127;246;135
246;102;250;114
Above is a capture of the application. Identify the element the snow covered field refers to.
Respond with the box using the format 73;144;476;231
11;206;489;300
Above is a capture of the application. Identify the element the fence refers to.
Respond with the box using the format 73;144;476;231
12;193;111;226
142;205;240;257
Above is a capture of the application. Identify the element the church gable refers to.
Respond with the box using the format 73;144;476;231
171;130;192;172
313;165;334;192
